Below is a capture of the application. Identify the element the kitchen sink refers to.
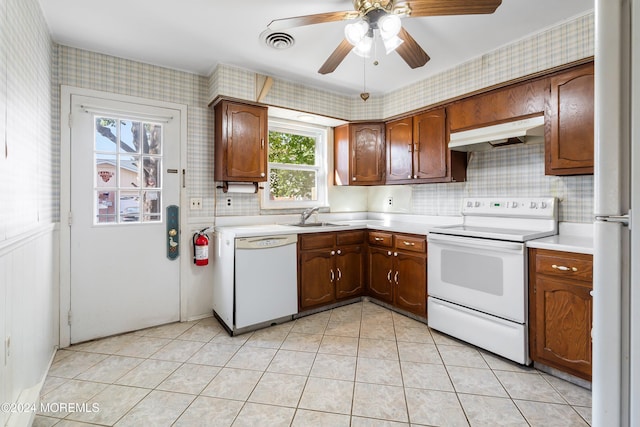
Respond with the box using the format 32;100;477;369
288;222;342;227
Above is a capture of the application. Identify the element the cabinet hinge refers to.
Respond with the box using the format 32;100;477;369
68;113;73;128
67;310;72;326
68;211;73;226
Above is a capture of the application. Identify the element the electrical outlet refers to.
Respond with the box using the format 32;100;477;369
190;197;202;210
386;196;393;207
226;198;232;207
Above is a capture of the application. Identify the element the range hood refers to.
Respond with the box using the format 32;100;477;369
449;115;545;152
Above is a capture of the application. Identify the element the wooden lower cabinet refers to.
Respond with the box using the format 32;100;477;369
298;231;365;311
368;231;427;318
528;248;593;380
368;247;394;303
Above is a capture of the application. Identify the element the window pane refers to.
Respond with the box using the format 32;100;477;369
120;120;141;153
143;157;160;188
95;117;117;152
143;191;161;222
96;154;116;187
269;169;317;201
144;123;162;154
120;192;140;222
120;155;141;188
268;131;316;165
96;191;116;224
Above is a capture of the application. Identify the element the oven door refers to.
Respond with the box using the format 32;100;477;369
427;233;526;323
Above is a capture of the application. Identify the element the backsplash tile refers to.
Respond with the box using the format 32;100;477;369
411;143;594;223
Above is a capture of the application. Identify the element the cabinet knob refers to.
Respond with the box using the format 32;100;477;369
330;250;336;256
413;175;418;179
407;144;412;153
387;251;392;256
352;177;357;181
337;250;342;255
408;175;412;179
260;172;265;177
393;252;398;257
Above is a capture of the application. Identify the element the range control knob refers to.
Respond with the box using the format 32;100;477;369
474;201;481;207
530;202;538;209
511;201;518;208
540;201;547;209
466;201;473;208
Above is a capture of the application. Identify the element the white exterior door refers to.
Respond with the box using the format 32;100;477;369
67;93;182;344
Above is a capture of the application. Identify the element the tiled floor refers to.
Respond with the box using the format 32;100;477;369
34;301;592;426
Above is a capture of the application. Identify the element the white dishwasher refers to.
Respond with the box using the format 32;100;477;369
234;234;298;329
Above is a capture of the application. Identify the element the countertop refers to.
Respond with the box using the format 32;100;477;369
214;213;462;238
526;222;594;255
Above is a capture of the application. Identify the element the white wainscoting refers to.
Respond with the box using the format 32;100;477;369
0;224;59;427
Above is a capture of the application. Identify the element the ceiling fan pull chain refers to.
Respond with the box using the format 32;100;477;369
360;55;370;101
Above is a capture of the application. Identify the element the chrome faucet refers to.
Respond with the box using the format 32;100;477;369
300;207;320;224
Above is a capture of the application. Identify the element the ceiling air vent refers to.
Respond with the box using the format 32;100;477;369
264;32;295;50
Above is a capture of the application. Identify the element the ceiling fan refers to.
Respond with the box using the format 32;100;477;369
267;0;503;75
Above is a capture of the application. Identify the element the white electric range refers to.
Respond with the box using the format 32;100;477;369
427;197;558;365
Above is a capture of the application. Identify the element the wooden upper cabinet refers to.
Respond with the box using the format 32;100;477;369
386;108;465;184
413;109;447;180
448;78;548;132
546;63;594;175
334;123;385;186
386;117;413;182
213;99;268;182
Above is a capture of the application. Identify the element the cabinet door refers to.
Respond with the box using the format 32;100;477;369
225;102;267;181
394;251;427;317
351;123;385;185
532;276;592;380
335;245;365;300
386;117;414;183
413;109;447;180
368;247;394;303
547;63;594;175
299;250;335;310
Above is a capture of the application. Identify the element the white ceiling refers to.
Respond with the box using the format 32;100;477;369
38;0;594;97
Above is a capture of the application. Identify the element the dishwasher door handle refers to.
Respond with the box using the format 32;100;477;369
235;234;298;249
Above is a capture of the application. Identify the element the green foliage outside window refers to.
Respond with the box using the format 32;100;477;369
268;130;317;201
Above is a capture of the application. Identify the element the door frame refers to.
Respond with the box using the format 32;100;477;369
59;85;188;348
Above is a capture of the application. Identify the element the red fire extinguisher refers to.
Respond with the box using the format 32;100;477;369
193;228;209;266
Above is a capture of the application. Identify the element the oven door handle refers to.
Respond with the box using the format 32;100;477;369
427;233;524;253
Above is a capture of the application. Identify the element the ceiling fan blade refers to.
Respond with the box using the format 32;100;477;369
268;11;359;31
396;27;430;69
318;39;354;75
395;0;501;17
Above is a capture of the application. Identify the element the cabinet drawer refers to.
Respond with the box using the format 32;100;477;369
337;230;365;246
368;231;393;247
394;234;426;253
299;233;336;250
534;250;593;282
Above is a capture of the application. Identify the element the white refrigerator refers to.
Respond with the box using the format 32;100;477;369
593;1;638;425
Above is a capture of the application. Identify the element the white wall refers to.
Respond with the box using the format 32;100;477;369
0;0;58;424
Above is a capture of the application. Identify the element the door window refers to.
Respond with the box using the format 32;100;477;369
94;117;163;224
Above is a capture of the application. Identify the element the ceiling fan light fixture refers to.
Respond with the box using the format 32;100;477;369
353;35;373;57
378;14;401;39
382;34;404;54
344;19;369;46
